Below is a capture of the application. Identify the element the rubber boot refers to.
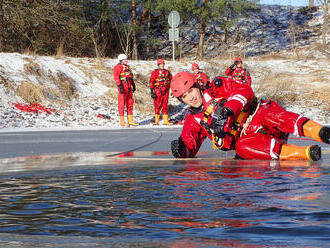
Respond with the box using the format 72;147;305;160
319;126;330;144
154;114;160;125
127;115;139;126
163;114;173;125
119;115;126;126
302;120;323;142
279;144;321;161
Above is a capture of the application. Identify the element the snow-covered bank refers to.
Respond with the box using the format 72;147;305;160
0;52;329;130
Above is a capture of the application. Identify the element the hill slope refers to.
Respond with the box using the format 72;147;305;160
0;5;329;129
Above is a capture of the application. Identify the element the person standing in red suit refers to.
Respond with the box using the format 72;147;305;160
149;58;173;125
191;63;210;92
169;71;330;160
113;54;139;126
225;57;251;86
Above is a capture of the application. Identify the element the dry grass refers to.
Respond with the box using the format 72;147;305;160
306;87;330;106
17;82;45;103
254;70;330;122
254;74;299;105
257;53;292;61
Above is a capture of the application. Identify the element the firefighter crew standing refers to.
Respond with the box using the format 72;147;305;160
225;57;251;86
191;63;211;92
149;58;173;125
113;54;139;126
170;71;330;160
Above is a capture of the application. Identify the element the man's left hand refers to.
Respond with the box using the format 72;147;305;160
211;107;233;137
132;83;136;92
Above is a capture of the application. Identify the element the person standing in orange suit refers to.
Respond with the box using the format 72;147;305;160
113;54;139;126
225;57;251;86
149;58;173;125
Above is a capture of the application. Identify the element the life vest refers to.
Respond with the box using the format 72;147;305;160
195;73;207;90
199;97;251;151
119;64;133;82
232;67;247;83
154;69;170;87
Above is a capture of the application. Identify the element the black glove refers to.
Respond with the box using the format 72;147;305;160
150;88;156;99
213;77;223;87
210;107;233;138
171;137;185;158
118;84;124;94
229;64;236;70
205;81;210;89
131;82;136;93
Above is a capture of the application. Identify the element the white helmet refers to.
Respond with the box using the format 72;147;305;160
118;54;127;61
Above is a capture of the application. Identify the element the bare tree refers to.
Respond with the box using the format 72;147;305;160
309;0;314;7
0;0;3;51
1;0;94;56
316;0;329;46
114;17;134;57
131;0;138;60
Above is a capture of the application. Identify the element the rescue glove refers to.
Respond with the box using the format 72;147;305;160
210;107;234;138
213;77;223;87
132;82;136;93
118;84;124;94
171;137;185;158
150;88;156;99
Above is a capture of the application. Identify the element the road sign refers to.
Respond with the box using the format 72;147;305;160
168;11;180;61
168;11;180;28
169;28;179;42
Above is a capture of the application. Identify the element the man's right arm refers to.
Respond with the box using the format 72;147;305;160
113;64;122;86
225;64;236;76
149;70;156;89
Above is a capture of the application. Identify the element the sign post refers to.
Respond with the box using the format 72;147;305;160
168;11;180;61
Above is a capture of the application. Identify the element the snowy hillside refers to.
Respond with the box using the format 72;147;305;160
0;5;329;130
159;5;328;59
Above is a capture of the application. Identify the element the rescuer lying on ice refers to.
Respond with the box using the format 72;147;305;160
170;72;330;161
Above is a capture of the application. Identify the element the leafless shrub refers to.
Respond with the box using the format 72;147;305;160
55;72;76;100
287;20;300;58
134;72;149;86
23;59;42;77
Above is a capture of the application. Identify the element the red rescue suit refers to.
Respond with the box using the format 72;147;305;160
225;67;251;86
149;68;172;115
178;77;309;160
113;63;134;116
192;72;210;91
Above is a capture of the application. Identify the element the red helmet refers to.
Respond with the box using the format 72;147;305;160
191;63;199;70
171;72;196;98
234;57;242;63
157;58;165;65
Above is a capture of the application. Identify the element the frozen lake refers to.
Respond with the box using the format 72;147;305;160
0;128;329;247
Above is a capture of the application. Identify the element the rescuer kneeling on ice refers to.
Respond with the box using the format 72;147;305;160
170;71;330;160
